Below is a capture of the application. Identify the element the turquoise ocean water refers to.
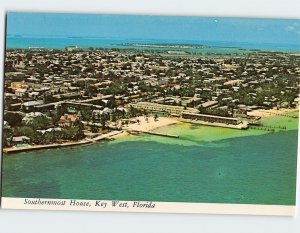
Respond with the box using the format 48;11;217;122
2;120;298;205
3;30;300;204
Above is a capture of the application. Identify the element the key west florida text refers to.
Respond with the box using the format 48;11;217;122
1;13;299;215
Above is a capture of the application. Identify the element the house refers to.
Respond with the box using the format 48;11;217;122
58;114;78;127
22;112;46;125
15;88;27;97
12;136;30;144
22;100;44;112
11;82;28;90
200;100;218;109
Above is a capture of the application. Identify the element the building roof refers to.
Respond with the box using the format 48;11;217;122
12;136;30;142
59;114;78;123
23;101;44;107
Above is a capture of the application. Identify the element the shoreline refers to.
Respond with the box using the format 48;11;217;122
124;116;179;132
3;116;180;154
111;116;179;139
179;118;248;130
247;107;299;119
6;43;300;54
3;140;94;154
3;109;298;154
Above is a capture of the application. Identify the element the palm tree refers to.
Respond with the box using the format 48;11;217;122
101;113;109;130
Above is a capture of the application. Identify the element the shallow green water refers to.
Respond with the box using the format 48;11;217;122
2;115;299;205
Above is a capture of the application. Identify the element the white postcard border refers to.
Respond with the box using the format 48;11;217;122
1;197;295;216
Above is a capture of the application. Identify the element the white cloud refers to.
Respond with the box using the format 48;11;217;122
286;25;295;31
285;23;300;36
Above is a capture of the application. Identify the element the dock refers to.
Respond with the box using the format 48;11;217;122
249;126;276;132
127;130;179;138
92;130;124;141
179;119;249;130
249;125;286;132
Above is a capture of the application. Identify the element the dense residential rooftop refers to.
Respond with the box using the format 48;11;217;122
3;47;300;148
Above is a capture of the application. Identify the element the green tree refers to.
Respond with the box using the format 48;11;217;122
30;117;52;130
4;112;23;127
101;113;109;130
81;109;92;121
13;126;35;138
91;125;98;133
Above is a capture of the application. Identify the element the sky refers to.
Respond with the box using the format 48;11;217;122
6;12;300;45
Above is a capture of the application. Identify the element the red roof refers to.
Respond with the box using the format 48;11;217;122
59;114;78;123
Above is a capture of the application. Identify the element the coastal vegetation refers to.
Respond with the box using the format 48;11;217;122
3;46;300;151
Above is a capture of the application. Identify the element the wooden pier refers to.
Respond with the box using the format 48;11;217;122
249;126;276;132
92;130;123;141
263;125;287;130
249;125;287;132
127;130;179;138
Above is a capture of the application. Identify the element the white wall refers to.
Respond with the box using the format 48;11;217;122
0;1;299;232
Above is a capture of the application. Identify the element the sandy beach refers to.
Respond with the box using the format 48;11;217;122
111;116;179;139
126;116;179;131
5;109;298;154
247;107;299;118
